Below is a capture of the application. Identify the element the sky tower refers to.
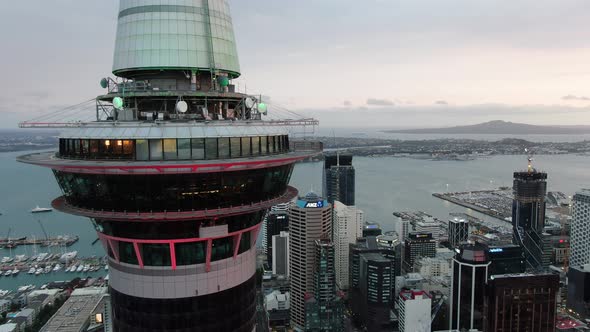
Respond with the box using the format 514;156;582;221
18;1;319;331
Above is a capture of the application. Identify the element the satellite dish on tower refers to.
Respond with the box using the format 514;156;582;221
176;101;188;113
245;97;255;109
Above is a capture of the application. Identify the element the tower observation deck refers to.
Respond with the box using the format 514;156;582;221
17;1;320;331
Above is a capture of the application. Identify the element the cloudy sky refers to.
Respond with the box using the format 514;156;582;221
1;0;590;128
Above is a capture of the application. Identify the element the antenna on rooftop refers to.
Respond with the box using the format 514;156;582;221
525;148;534;173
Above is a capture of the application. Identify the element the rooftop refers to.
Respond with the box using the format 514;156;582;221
40;288;107;332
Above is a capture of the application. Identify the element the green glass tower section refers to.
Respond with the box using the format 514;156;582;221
113;0;240;78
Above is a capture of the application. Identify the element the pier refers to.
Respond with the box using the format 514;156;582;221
0;235;78;249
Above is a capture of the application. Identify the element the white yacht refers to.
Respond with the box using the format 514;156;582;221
27;267;36;274
1;257;13;264
52;264;62;272
59;251;78;263
76;264;84;272
3;270;12;276
35;268;43;275
30;206;52;213
11;269;19;276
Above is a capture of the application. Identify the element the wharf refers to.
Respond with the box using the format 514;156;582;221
0;235;79;249
433;190;510;221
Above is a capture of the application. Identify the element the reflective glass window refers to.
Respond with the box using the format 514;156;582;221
205;138;218;160
230;137;241;158
269;136;276;154
122;140;134;157
261;136;268;155
175;242;206;265
242;137;251;156
149;139;163;160
218;138;230;159
177;139;191;159
163;139;177;160
119;242;138;265
251;137;260;156
211;238;232;261
191;138;205;160
136;140;149;160
89;140;99;155
142;244;171;266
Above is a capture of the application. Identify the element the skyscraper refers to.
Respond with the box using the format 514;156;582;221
567;264;590;321
397;290;432;332
17;1;319;331
395;216;411;243
448;217;469;249
265;203;290;268
487;244;526;276
272;231;290;276
571;189;590;268
288;193;332;329
403;233;436;273
305;239;344;332
512;166;548;270
484;273;559;332
324;154;355;206
333;201;364;290
449;242;490;331
359;253;394;331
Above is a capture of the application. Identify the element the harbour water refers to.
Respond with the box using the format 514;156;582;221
1;149;590;290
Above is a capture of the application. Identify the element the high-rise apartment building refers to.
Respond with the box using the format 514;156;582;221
288;193;332;329
448;217;469;249
333;201;363;290
398;290;432;332
449;243;490;331
567;264;590;321
571;190;590;268
265;203;290;268
17;1;319;330
324;154;355;206
512;168;548;270
272;231;289;276
484;273;559;332
403;233;436;273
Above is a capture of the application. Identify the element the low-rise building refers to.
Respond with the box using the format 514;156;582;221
397;290;432;332
265;290;290;329
40;287;109;332
0;323;18;332
0;300;10;314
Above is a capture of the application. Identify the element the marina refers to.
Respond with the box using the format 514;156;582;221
0;235;78;249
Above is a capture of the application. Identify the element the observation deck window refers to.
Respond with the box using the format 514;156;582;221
142;244;172;267
58;135;290;161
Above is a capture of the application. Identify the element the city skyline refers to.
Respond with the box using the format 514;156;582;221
2;1;590;128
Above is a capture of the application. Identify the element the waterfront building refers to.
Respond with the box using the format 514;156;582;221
265;203;290;268
397;290;432;332
571;190;590;268
448;216;469;249
333;201;364;290
359;252;394;331
288;193;332;329
324;154;355;206
449;243;490;331
17;0;319;330
403;233;436;273
272;231;290;276
487;244;526;276
512;167;548;270
304;239;344;332
395;216;411;243
567;264;590;321
415;217;441;243
363;221;382;237
483;273;559;332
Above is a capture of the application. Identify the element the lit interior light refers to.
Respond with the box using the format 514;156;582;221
105;140;111;146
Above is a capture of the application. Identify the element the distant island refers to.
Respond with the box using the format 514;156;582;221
383;120;590;135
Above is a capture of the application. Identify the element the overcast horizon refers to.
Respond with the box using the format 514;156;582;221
1;0;590;128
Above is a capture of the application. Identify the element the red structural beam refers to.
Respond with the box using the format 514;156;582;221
98;223;261;271
52;186;298;222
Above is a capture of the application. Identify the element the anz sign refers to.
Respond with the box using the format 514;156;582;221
305;201;324;208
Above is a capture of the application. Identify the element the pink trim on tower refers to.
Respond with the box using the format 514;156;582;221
97;223;262;271
27;155;307;175
133;242;144;268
